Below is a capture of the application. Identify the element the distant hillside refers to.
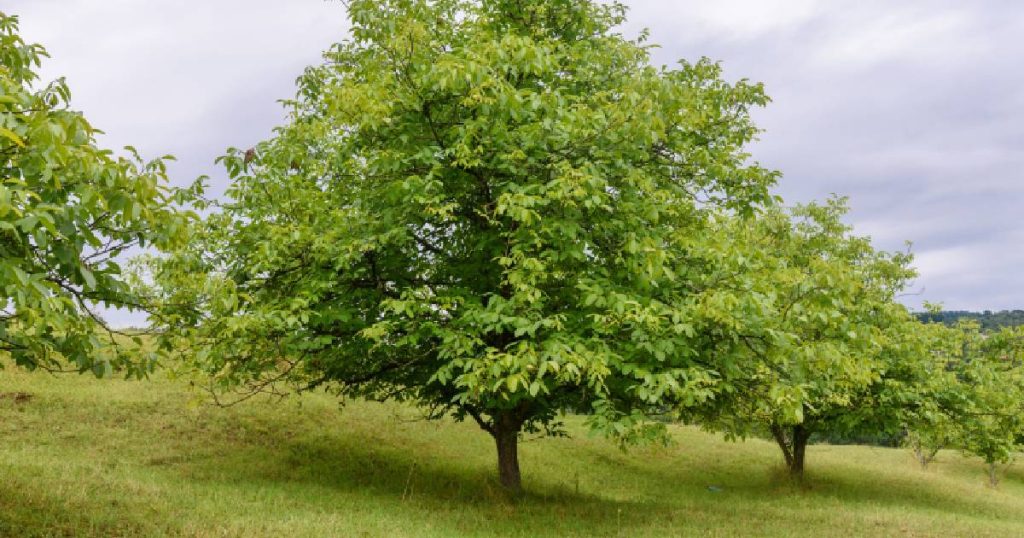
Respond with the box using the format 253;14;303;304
916;310;1024;330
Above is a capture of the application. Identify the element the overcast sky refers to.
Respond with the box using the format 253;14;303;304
7;1;1023;324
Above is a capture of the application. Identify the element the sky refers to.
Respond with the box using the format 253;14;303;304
7;0;1024;324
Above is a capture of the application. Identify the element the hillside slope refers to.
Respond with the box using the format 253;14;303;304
1;370;1022;537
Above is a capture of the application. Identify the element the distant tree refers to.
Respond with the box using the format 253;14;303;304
952;324;1024;486
0;12;188;374
905;429;946;469
690;199;923;479
915;310;1024;331
896;315;965;469
148;0;778;492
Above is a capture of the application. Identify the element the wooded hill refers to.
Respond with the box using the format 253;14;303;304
917;310;1024;330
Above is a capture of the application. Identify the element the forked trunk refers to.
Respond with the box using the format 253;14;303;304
771;424;794;469
771;423;811;479
917;438;933;467
913;441;941;470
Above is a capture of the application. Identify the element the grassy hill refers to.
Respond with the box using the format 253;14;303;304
1;369;1022;537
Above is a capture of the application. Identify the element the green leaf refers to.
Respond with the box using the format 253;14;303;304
79;267;97;290
0;127;25;147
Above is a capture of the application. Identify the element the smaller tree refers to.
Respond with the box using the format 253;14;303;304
905;429;946;469
688;198;920;479
952;323;1024;486
898;313;971;470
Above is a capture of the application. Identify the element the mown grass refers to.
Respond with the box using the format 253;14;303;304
1;368;1022;537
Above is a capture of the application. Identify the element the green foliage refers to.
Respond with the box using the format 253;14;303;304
0;12;189;375
149;0;777;488
898;320;1024;484
688;198;929;475
951;324;1024;484
894;318;964;468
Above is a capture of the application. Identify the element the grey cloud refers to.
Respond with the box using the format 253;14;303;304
620;0;1024;310
6;0;1023;320
8;0;351;197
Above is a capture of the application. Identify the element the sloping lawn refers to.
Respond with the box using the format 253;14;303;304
1;369;1022;537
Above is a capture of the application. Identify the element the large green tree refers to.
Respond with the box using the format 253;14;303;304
0;12;188;374
150;0;776;491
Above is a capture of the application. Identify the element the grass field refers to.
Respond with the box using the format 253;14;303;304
1;369;1022;537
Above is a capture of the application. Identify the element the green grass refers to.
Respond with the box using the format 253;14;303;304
1;369;1022;537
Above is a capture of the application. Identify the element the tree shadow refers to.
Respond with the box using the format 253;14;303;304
140;420;735;536
786;464;1023;522
168;421;600;504
5;388;1020;537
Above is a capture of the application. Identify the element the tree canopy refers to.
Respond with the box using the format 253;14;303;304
948;323;1024;485
0;12;189;375
150;0;779;491
687;198;931;478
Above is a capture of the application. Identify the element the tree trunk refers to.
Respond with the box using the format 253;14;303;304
988;462;999;487
912;438;925;468
910;435;942;469
914;443;930;469
918;446;940;470
466;404;528;493
791;425;809;479
494;424;522;492
770;424;794;469
486;408;528;493
770;423;810;479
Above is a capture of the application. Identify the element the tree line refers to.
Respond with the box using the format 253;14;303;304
916;310;1024;331
2;1;1021;494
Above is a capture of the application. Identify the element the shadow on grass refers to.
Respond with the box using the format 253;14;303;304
142;416;1020;536
169;422;604;505
4;386;1019;537
776;462;1022;522
141;421;728;536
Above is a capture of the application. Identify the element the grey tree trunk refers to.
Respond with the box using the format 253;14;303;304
771;423;811;479
988;462;1000;487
